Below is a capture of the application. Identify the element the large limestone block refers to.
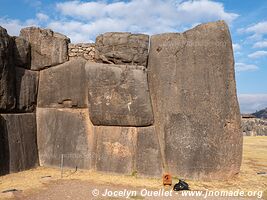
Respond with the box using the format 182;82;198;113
20;27;70;70
94;126;162;176
38;58;87;108
0;26;16;112
95;32;149;66
12;36;31;68
136;127;162;177
16;67;39;112
86;62;154;126
94;126;137;174
36;108;94;169
147;21;242;180
0;114;38;175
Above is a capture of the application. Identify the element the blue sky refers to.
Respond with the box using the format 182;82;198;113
0;0;266;113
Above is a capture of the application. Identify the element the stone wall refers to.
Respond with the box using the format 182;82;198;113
0;27;40;175
242;118;267;136
0;21;243;180
68;43;97;61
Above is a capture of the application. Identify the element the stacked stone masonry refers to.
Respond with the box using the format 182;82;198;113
0;21;242;180
68;43;97;61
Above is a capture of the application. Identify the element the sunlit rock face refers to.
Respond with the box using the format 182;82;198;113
0;21;243;180
147;21;242;180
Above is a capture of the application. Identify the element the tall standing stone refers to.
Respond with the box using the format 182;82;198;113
12;36;31;69
147;21;242;180
136;126;162;177
0;114;38;175
20;27;70;70
15;67;39;112
0;27;16;112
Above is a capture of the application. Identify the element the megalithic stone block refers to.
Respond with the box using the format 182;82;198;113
38;58;87;108
86;62;154;126
136;126;162;177
0;113;38;175
20;27;70;70
36;108;94;169
15;67;39;112
147;21;242;180
94;126;137;174
94;126;162;176
0;26;16;112
95;32;149;67
12;36;31;69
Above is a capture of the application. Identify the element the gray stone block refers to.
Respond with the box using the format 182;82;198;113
37;58;87;108
0;113;38;175
136;126;162;177
95;32;149;67
94;126;137;174
94;126;162;177
86;62;154;126
12;36;31;69
20;27;70;70
36;108;94;169
16;67;39;112
147;21;242;180
0;26;16;112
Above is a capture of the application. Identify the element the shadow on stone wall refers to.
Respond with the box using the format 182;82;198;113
0;116;9;175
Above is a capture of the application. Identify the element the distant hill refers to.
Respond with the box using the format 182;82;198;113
252;108;267;119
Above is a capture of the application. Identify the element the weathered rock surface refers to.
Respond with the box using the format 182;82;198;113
242;118;267;136
36;108;94;169
12;36;31;68
147;21;242;180
94;126;162;176
0;26;16;112
94;126;137;174
20;27;70;70
38;58;87;108
0;114;38;175
136;127;162;177
16;67;39;112
86;62;154;126
95;32;149;66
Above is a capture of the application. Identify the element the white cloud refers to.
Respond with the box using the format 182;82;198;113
253;40;267;48
36;13;49;22
54;0;238;42
175;0;238;24
0;18;24;36
248;50;267;59
0;0;239;43
238;21;267;41
238;94;267;113
233;43;241;51
245;21;267;35
0;18;39;36
235;62;259;72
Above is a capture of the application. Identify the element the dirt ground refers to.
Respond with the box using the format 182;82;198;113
0;136;266;200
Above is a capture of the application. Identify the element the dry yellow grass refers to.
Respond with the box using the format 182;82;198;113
0;136;266;199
